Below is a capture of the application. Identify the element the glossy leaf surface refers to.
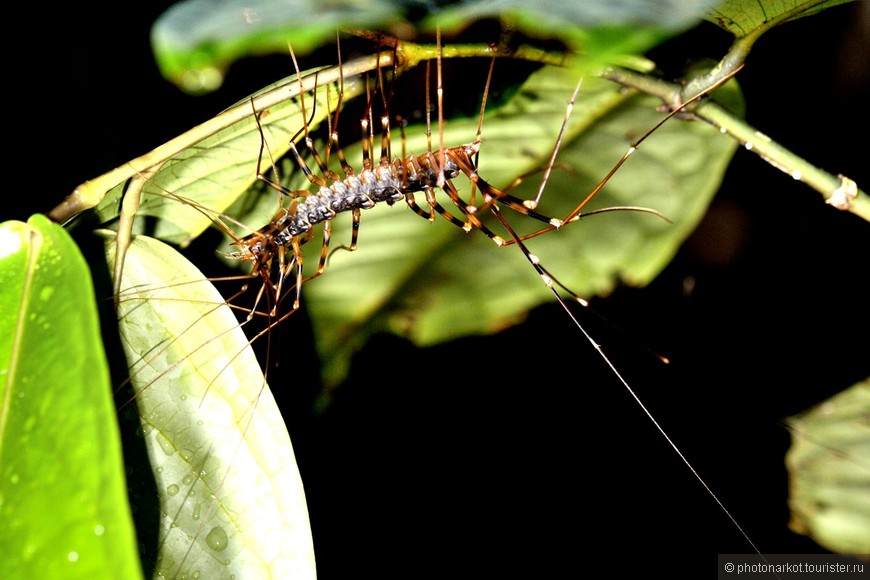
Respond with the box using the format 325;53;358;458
106;232;316;579
0;216;141;579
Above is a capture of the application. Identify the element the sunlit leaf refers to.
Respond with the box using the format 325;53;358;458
105;232;316;579
0;216;141;579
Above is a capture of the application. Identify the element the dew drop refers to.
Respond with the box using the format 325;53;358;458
205;526;228;552
155;431;176;456
67;551;79;562
167;484;180;496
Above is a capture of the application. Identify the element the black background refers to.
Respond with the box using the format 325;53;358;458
11;1;870;577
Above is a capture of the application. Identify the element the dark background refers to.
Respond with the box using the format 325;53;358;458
12;1;870;577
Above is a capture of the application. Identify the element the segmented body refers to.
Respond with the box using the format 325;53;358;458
238;154;460;256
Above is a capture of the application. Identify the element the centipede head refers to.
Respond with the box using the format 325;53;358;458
444;142;481;176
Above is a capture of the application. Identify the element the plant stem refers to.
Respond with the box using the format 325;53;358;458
698;101;869;220
602;67;869;223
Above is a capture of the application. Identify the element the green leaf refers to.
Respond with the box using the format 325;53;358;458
706;0;854;38
0;215;141;579
104;232;316;579
786;376;870;554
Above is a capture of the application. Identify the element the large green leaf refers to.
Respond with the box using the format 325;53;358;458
105;232;316;579
0;215;141;579
786;377;870;554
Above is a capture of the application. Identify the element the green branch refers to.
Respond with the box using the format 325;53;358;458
602;66;869;223
698;101;868;220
